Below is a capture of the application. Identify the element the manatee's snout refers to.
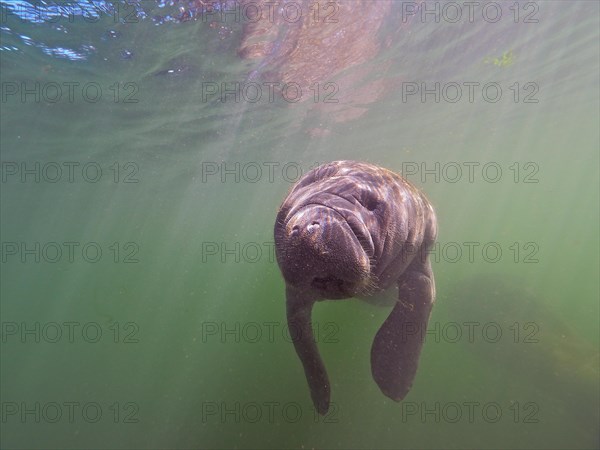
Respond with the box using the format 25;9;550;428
276;205;371;298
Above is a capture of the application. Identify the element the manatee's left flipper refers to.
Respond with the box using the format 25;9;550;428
370;260;435;401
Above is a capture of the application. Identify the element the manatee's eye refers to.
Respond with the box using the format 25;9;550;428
355;191;379;211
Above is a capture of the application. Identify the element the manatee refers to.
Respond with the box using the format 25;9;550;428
274;160;438;414
237;0;398;125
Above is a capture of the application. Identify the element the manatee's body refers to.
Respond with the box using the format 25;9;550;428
274;160;437;414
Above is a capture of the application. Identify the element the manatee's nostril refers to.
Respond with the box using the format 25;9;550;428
291;225;300;235
307;221;320;232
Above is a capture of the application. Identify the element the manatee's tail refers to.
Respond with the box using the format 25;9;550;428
286;286;330;415
371;263;435;401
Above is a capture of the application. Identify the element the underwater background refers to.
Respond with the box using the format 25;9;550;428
1;1;598;448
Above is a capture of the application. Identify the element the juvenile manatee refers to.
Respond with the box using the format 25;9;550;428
274;160;438;414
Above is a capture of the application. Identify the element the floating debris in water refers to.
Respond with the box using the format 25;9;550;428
484;50;515;67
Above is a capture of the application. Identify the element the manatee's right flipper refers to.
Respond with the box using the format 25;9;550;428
370;260;435;401
286;286;330;415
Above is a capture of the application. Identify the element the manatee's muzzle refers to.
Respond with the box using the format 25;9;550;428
275;204;372;297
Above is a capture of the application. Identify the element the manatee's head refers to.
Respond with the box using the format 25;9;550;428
275;199;375;300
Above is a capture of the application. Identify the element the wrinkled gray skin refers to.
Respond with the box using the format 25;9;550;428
274;160;437;415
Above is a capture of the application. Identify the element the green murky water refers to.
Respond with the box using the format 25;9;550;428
1;1;598;448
